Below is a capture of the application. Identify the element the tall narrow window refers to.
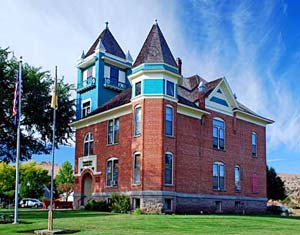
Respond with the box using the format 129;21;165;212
135;81;141;96
164;153;173;185
166;80;175;97
133;153;141;185
252;132;257;157
134;106;142;136
213;118;225;150
107;118;119;145
110;67;119;86
106;158;118;187
213;162;225;191
165;106;173;136
82;101;91;118
84;132;93;156
235;165;241;192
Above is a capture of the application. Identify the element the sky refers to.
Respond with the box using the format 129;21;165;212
1;0;300;173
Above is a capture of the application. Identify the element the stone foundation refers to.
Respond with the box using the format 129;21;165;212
74;191;267;214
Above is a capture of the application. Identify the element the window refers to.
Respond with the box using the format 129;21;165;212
252;173;258;193
164;198;172;210
164;153;173;185
106;158;118;187
215;201;222;213
134;106;142;136
83;132;93;156
165;106;173;136
82;100;91;118
213;118;225;150
135;81;141;96
83;66;95;81
107;118;119;145
110;67;119;80
235;165;241;192
133;153;141;184
133;198;140;209
235;201;241;209
213;162;225;191
166;80;175;97
252;132;257;157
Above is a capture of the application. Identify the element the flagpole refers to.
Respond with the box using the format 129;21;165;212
13;57;22;224
48;66;57;231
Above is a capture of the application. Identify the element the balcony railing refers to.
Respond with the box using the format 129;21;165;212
104;77;127;91
77;77;96;93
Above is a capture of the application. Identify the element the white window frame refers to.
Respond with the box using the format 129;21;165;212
83;65;95;81
213;161;225;191
107;118;119;145
252;132;257;157
165;80;175;97
234;165;241;192
134;105;142;136
164;152;174;185
165;105;174;137
133;152;141;185
213;117;225;150
83;132;93;156
106;157;118;187
81;98;91;118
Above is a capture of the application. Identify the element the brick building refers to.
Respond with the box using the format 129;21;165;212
72;22;273;213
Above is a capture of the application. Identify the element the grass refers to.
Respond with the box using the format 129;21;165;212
0;210;300;235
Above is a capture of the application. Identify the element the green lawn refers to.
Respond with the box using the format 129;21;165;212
0;210;299;235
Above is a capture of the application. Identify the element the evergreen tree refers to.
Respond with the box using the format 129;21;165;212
267;166;287;200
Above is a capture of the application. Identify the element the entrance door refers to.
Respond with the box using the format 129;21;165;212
82;173;93;206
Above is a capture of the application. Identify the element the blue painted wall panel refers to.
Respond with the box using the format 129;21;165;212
143;79;164;94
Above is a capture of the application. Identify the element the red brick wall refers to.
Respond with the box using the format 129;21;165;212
74;102;267;200
175;109;266;198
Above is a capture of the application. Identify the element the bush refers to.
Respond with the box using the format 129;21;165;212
134;208;142;215
111;193;130;213
85;200;111;212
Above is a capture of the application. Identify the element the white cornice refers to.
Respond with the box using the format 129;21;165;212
77;55;97;68
71;103;132;129
234;109;274;126
177;103;210;120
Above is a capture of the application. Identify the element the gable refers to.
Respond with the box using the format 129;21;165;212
205;78;238;115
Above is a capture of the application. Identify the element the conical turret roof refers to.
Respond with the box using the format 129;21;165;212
133;23;177;68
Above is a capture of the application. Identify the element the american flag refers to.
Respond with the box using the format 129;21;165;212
12;61;22;126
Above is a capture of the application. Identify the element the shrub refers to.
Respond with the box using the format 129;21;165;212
134;208;142;215
85;200;110;212
111;193;130;213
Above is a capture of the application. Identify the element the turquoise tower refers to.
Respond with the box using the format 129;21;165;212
76;23;133;119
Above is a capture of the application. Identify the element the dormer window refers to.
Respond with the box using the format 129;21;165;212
83;66;95;81
166;80;175;97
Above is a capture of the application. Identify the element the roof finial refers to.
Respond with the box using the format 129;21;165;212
154;19;158;25
105;21;109;29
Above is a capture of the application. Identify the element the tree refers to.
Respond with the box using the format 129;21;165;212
267;166;287;201
0;47;76;162
55;161;74;201
19;161;50;199
0;162;15;206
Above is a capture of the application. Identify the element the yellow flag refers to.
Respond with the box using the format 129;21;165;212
51;80;58;109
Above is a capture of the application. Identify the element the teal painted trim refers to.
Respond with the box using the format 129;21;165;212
132;63;178;75
143;79;164;94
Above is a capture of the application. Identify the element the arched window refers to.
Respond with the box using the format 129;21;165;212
235;165;241;192
165;105;174;136
252;132;257;157
133;153;141;185
213;118;225;150
134;106;142;136
84;132;93;156
164;152;173;185
213;162;225;191
106;158;118;187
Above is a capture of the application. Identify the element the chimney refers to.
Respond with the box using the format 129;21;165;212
198;81;206;109
176;57;182;75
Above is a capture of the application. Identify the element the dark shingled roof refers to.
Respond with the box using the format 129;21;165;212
87;88;132;117
85;27;126;59
133;23;177;68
